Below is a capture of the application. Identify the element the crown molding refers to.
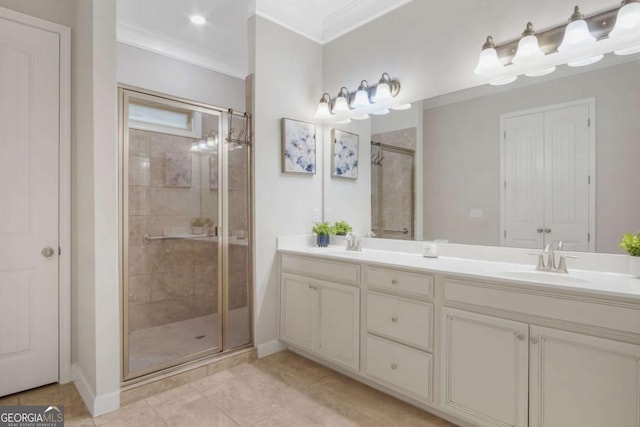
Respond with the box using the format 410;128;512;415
252;0;414;44
322;0;415;43
116;20;248;80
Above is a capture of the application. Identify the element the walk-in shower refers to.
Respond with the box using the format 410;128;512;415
119;87;252;381
371;127;416;240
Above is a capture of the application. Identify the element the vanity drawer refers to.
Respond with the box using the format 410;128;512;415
366;266;433;298
367;291;432;351
366;334;432;402
282;254;360;285
444;278;640;336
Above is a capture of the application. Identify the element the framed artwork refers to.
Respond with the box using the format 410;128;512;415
332;129;359;179
281;118;316;174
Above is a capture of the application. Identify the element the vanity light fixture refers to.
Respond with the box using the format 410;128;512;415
474;2;640;86
190;15;206;25
351;80;371;109
313;73;401;122
558;6;603;66
609;0;640;55
512;22;556;76
314;93;333;119
332;87;351;114
372;73;393;103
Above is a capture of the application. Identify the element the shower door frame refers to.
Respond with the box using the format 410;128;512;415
371;141;416;240
118;85;254;383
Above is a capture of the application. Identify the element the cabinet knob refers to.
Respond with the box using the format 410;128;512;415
391;279;398;285
536;228;544;233
530;337;539;344
390;363;397;370
544;228;551;233
391;316;398;323
517;333;526;341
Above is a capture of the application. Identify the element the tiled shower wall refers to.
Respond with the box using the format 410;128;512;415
127;116;249;333
371;127;416;241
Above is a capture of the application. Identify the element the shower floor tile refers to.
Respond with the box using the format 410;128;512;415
129;306;250;373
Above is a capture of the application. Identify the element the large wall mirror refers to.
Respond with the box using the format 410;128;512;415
323;54;640;254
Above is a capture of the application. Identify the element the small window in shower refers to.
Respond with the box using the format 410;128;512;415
129;100;202;138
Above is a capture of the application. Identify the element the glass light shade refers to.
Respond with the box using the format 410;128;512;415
474;47;503;75
372;109;390;115
351;89;370;109
512;35;545;64
559;20;597;51
353;114;370;120
332;96;349;114
373;82;392;103
558;19;603;67
315;101;332;119
391;104;412;111
610;1;640;38
525;66;556;77
489;76;518;86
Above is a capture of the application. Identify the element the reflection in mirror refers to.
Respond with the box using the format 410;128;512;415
363;55;640;254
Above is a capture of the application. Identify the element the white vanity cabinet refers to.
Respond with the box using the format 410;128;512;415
442;279;640;427
280;255;360;372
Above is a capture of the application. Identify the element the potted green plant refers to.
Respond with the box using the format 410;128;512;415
312;222;334;247
191;218;205;235
333;220;353;236
620;232;640;277
203;218;214;235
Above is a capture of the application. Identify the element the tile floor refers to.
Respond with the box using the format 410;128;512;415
129;306;251;373
0;351;456;426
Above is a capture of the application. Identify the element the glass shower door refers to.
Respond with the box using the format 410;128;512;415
122;90;224;380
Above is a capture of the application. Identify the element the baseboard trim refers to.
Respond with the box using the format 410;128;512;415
256;340;287;358
71;364;120;416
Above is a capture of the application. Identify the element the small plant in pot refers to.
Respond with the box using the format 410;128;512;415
333;220;352;236
312;222;334;247
620;232;640;277
191;218;205;235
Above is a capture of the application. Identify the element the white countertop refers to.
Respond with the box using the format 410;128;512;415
279;245;640;302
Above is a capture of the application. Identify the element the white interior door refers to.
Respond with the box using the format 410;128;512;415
0;16;60;396
503;113;544;249
544;105;590;251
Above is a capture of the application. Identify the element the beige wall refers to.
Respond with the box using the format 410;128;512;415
117;43;246;112
423;61;640;254
251;16;324;351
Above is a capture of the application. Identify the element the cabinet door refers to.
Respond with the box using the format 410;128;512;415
529;326;640;427
280;273;316;353
316;280;360;371
441;308;529;427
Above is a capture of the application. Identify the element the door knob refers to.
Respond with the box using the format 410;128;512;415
41;247;55;258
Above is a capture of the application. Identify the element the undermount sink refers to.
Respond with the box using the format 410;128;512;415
500;270;591;285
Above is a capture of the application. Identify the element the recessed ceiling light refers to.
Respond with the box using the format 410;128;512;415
190;15;206;25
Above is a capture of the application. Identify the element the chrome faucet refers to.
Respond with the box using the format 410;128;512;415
530;241;578;273
345;232;362;252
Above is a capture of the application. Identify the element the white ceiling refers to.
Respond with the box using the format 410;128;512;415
116;0;414;79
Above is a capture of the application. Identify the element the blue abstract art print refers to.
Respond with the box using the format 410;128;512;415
332;129;359;179
281;118;316;174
